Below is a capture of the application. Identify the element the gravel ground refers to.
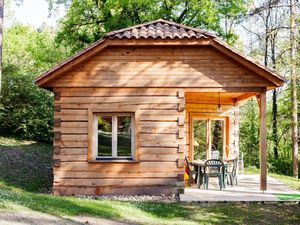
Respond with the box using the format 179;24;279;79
75;194;178;202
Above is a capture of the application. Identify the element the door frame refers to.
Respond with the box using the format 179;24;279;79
189;112;230;160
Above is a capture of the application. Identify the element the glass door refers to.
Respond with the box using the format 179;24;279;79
210;119;225;159
192;116;226;160
192;119;208;160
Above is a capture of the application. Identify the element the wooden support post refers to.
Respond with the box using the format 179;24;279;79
258;91;267;191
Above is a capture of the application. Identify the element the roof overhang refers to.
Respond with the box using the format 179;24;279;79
34;20;286;89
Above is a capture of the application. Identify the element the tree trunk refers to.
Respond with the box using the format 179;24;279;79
289;0;298;178
272;89;278;159
271;34;279;159
0;0;3;93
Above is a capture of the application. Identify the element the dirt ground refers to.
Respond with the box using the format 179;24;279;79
0;210;135;225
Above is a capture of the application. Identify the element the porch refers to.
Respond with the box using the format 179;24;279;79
184;90;267;191
180;174;300;202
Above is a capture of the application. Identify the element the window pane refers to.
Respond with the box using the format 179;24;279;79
117;116;132;157
193;120;207;160
98;116;112;157
211;120;224;159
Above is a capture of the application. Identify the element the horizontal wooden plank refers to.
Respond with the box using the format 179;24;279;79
55;115;87;121
140;122;179;134
58;88;177;97
58;178;178;187
54;171;178;179
53;154;87;162
65;70;251;78
52;81;270;88
139;109;181;115
53;185;175;196
54;141;88;148
139;154;180;161
60;148;88;155
139;115;179;122
61;134;88;142
100;49;218;56
79;60;242;68
55;162;181;173
140;133;178;142
58;103;179;110
56;110;87;115
58;96;180;104
140;140;184;148
139;147;179;155
93;54;228;60
60;122;88;128
54;127;88;134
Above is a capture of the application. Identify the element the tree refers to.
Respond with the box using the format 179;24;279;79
242;0;291;160
0;0;3;92
52;0;247;53
0;24;68;142
239;98;260;167
289;0;298;178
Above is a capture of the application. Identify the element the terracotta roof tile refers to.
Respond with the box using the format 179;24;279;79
104;19;216;40
34;19;285;87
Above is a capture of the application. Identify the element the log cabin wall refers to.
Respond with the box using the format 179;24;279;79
52;88;185;195
48;45;273;196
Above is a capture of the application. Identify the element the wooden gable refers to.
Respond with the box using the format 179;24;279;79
48;45;274;88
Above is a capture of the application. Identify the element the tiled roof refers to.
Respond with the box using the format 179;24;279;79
104;19;216;40
34;19;285;87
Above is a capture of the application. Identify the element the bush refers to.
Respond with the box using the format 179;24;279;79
268;157;300;177
0;24;69;143
0;66;53;143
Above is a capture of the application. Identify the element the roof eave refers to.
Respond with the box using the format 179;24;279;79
34;38;107;87
211;38;286;87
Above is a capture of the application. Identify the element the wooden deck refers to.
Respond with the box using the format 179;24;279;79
180;174;300;202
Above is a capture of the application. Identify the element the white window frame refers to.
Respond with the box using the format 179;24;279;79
93;113;135;160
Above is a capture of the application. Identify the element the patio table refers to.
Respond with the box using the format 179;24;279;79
192;159;227;189
191;160;206;188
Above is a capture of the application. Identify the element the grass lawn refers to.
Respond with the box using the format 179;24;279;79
0;136;300;224
244;167;300;191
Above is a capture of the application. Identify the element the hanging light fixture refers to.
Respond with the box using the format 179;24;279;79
217;92;222;112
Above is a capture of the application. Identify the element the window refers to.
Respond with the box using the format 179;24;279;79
95;113;134;160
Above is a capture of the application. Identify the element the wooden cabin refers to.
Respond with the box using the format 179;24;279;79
34;19;285;196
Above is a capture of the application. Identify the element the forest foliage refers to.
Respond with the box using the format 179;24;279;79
0;0;299;176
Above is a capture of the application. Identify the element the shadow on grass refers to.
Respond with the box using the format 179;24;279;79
0;141;53;193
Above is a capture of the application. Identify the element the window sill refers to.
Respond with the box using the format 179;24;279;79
88;159;139;163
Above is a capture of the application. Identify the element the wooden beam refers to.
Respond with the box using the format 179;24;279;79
184;87;267;93
258;91;267;191
106;38;212;46
235;93;257;103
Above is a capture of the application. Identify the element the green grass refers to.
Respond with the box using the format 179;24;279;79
0;136;300;224
0;136;53;193
0;181;299;225
245;167;300;191
273;193;300;201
